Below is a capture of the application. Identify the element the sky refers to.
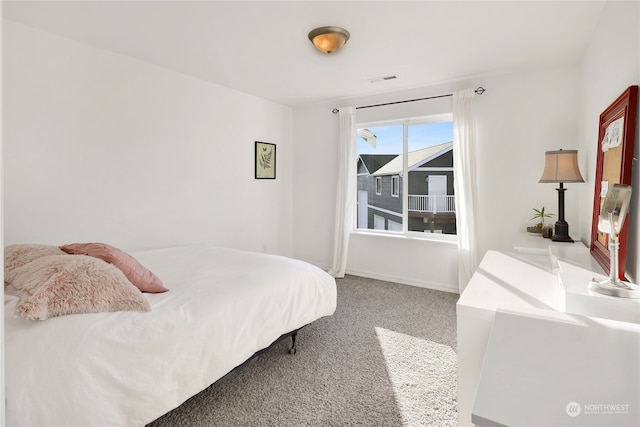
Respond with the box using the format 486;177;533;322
357;121;453;155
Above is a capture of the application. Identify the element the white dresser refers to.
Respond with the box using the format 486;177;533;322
457;236;640;426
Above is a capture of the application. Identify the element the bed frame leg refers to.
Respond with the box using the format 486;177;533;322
289;332;298;355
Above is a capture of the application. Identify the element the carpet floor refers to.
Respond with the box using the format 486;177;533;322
148;274;459;426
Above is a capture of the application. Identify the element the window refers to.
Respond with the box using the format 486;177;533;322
355;114;456;237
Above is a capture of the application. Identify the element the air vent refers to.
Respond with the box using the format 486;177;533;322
369;75;397;83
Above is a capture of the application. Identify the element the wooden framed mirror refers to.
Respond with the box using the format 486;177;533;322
590;86;638;279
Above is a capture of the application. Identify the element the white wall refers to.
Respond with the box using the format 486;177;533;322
1;6;5;425
293;61;583;292
3;21;294;255
475;62;583;251
579;0;640;282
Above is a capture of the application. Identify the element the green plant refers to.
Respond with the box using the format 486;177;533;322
530;207;554;228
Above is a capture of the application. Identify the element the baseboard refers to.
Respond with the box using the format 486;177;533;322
344;268;459;294
308;261;331;272
304;261;459;295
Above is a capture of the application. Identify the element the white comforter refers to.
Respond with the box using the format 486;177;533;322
4;246;337;426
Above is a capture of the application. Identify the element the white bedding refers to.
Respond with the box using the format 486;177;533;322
4;246;337;426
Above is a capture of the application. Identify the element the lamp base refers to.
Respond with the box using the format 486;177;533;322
551;234;574;243
551;220;574;243
588;278;640;299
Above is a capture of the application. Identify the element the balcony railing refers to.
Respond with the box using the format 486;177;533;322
408;194;456;213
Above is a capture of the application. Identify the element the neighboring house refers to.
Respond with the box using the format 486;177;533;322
357;142;456;234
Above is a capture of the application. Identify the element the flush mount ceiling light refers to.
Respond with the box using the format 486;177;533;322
308;26;350;54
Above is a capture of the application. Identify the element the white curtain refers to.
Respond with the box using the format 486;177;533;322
328;107;356;278
453;89;481;293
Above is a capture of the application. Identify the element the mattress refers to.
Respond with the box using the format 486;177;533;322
4;246;337;426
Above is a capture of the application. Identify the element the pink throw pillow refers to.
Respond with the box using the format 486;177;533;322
5;244;67;284
6;255;151;320
60;242;168;293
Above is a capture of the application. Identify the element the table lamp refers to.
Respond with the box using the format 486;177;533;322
539;149;584;242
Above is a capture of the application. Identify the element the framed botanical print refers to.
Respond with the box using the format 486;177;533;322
255;141;276;179
590;86;638;279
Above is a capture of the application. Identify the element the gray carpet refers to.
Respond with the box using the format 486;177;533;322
148;275;459;426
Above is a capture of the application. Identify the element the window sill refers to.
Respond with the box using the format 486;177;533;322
350;229;458;246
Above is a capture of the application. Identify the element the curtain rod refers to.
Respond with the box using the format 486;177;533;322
331;86;485;114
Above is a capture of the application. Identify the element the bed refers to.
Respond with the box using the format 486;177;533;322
4;244;337;426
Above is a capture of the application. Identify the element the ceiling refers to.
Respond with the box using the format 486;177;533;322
3;1;607;106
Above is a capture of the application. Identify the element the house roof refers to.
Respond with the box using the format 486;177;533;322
372;142;453;176
359;154;398;175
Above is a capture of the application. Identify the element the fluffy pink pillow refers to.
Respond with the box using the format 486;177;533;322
5;254;151;320
60;243;168;293
4;244;67;284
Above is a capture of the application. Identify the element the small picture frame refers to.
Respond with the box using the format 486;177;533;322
255;141;276;179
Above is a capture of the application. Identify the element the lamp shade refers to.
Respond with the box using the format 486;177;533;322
539;150;584;183
308;26;350;53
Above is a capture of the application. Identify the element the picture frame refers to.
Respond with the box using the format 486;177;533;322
255;141;276;179
590;86;638;279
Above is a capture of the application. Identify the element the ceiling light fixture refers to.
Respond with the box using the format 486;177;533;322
308;26;350;54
